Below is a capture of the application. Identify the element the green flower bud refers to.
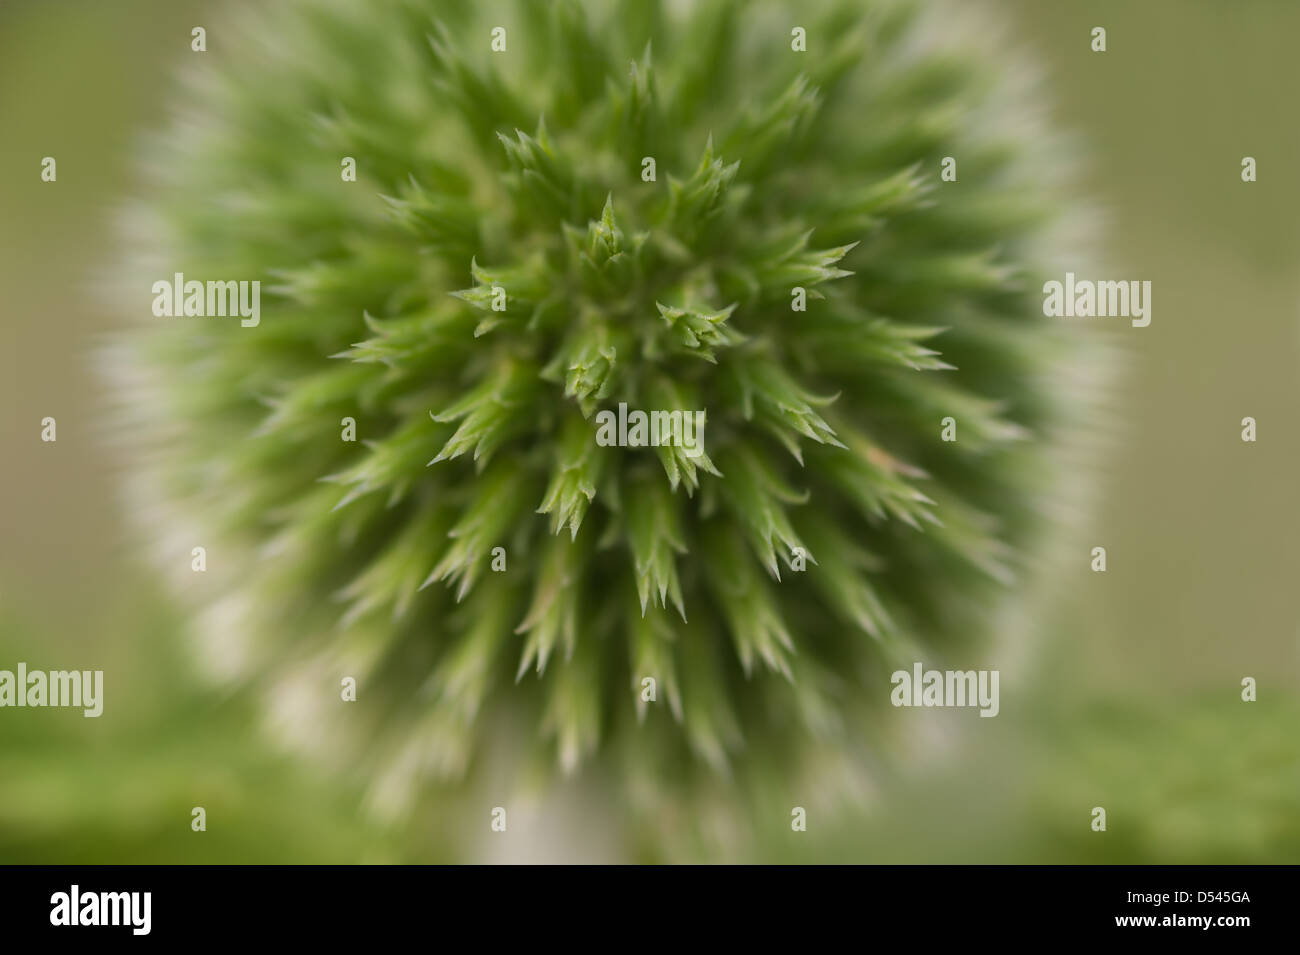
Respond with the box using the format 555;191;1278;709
110;0;1093;833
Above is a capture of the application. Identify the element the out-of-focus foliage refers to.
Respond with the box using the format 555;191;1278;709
0;600;422;863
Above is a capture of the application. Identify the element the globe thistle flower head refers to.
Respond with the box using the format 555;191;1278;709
114;0;1082;823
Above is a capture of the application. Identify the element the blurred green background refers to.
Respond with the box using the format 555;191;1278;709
2;0;1297;863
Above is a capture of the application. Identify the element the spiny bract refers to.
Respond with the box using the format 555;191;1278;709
116;0;1076;818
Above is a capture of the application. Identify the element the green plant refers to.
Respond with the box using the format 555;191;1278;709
112;0;1081;830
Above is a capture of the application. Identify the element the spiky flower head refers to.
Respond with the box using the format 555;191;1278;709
112;0;1081;830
